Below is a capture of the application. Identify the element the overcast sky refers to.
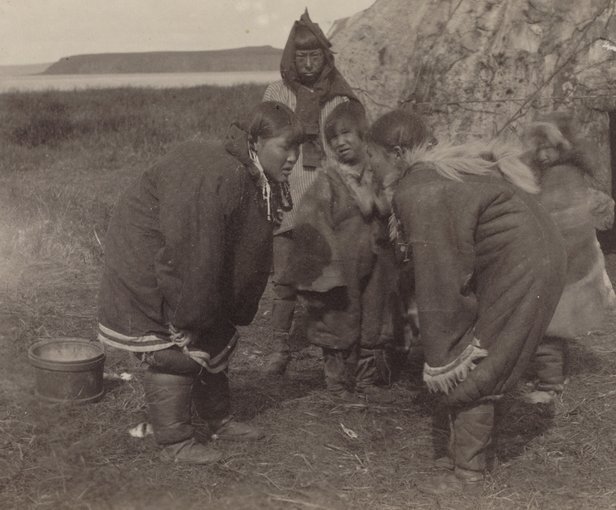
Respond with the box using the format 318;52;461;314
0;0;375;66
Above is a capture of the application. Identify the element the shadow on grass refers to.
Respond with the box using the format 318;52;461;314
423;391;557;467
494;395;555;465
231;365;325;423
566;339;606;376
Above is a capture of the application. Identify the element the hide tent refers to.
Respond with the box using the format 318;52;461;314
329;0;616;246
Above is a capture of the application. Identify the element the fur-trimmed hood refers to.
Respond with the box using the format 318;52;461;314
522;111;598;178
523;121;572;153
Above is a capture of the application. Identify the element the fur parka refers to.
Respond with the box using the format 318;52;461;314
391;142;567;405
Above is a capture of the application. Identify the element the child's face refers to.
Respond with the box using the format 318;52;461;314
255;129;300;183
327;120;365;165
536;143;559;168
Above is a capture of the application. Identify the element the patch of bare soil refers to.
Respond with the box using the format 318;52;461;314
2;256;616;509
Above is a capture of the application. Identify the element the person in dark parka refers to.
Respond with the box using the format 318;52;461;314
98;101;303;464
367;110;567;493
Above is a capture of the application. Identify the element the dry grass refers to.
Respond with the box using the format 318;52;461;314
2;85;616;509
3;260;616;510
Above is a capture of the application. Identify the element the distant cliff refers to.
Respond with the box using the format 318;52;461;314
43;46;282;74
0;63;52;76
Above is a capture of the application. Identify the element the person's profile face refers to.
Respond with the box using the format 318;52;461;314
255;129;300;184
294;48;325;86
367;142;399;185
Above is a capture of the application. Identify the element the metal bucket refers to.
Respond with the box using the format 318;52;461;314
28;338;105;404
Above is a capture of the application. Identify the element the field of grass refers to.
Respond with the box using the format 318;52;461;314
0;84;265;266
2;84;616;510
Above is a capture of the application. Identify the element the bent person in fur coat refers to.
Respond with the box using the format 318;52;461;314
98;102;303;465
522;112;616;403
367;110;567;494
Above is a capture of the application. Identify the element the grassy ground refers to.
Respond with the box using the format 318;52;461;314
2;85;616;509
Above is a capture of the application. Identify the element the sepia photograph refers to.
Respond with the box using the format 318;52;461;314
1;0;616;508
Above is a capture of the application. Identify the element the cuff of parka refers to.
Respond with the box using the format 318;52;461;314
423;337;488;395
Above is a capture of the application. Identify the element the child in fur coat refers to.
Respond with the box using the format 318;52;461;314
522;112;616;403
282;101;398;403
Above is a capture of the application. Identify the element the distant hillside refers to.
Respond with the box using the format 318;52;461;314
43;46;282;75
0;63;53;76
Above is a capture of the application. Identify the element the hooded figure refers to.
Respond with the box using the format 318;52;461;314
278;10;358;169
262;9;362;376
522;113;616;401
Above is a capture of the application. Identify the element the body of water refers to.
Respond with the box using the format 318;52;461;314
0;71;281;93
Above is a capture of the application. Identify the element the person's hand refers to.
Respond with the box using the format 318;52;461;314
168;324;194;347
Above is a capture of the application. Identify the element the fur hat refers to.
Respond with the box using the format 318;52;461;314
522;121;572;153
522;111;598;176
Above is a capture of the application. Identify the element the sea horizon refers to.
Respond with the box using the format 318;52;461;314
0;70;280;93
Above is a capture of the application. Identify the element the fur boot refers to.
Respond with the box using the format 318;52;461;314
264;299;296;375
144;368;222;464
418;401;493;494
355;348;395;403
193;371;263;441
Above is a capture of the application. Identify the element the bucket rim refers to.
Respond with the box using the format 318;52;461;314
28;338;105;370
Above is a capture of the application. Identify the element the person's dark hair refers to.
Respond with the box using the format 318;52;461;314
294;25;323;50
368;110;433;151
323;101;368;146
247;101;305;145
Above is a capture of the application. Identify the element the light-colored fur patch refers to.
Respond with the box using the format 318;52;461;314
403;140;540;194
547;239;616;338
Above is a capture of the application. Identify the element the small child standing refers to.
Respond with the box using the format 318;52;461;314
523;112;616;402
282;101;397;403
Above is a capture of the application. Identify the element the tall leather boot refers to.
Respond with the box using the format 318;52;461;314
264;299;296;375
143;368;222;464
193;371;264;441
452;401;494;479
418;401;493;495
355;348;395;404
